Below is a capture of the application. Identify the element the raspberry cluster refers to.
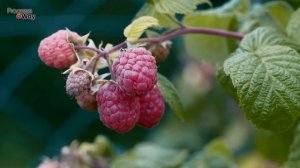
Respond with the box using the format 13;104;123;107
97;47;164;132
38;30;165;133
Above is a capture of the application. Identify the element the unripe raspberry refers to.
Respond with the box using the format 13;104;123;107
76;91;97;112
97;82;140;133
38;30;79;69
138;86;165;128
66;70;91;96
112;47;157;96
149;42;171;62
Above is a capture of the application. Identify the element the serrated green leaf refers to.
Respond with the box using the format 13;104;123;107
151;0;211;15
239;27;300;52
224;29;300;131
284;122;300;168
158;74;185;121
135;2;178;28
124;16;159;42
266;1;294;31
183;11;236;63
113;143;188;168
287;8;300;44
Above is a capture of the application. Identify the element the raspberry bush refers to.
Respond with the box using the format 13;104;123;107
36;0;300;167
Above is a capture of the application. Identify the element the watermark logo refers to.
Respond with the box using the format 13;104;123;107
7;7;36;21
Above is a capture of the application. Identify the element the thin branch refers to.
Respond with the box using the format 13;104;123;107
138;26;244;44
76;27;244;76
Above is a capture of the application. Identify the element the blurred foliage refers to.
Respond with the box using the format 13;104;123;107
1;0;300;168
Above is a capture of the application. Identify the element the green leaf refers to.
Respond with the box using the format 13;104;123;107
183;11;236;63
216;67;238;103
158;74;185;121
182;0;249;63
287;8;300;44
256;130;293;163
266;1;294;31
214;0;249;13
284;122;300;168
124;16;159;42
151;0;211;15
113;143;188;168
223;27;300;131
240;27;299;52
183;139;235;168
135;2;178;28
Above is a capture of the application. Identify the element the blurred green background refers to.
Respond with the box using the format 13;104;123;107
0;0;295;168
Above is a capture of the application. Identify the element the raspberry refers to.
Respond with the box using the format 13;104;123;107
97;82;140;133
38;30;79;69
112;47;157;96
138;86;165;128
76;91;97;112
66;70;91;96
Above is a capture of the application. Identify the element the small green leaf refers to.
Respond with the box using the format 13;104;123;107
287;8;300;44
135;2;178;28
284;122;300;168
113;143;188;168
266;1;294;31
151;0;211;15
124;16;159;42
223;27;300;131
158;74;185;121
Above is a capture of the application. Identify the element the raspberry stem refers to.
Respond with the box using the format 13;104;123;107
76;26;244;78
138;26;244;43
77;26;243;57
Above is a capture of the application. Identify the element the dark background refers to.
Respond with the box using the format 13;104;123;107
0;0;285;167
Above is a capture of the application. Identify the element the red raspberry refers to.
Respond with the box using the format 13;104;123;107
112;47;157;96
138;86;165;128
97;82;140;133
38;30;79;69
66;70;91;96
76;91;97;112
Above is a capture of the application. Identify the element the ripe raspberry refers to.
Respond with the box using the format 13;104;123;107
138;86;165;128
112;47;157;96
76;91;97;112
38;30;79;69
66;70;91;96
97;82;140;133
